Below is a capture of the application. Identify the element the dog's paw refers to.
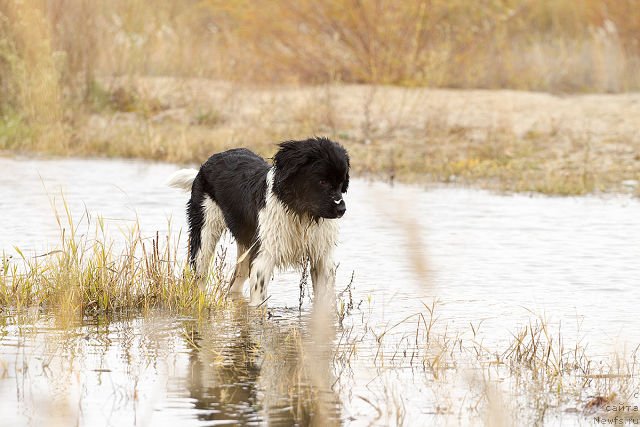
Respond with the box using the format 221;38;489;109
248;295;268;307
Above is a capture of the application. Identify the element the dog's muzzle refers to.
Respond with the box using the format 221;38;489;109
334;198;346;217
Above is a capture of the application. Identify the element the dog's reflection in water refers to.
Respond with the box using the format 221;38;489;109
182;301;341;425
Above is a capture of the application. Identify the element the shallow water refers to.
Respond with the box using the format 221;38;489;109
1;157;639;426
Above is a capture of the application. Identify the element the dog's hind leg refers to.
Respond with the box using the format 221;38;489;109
311;255;336;305
229;243;250;294
189;195;226;291
248;251;274;306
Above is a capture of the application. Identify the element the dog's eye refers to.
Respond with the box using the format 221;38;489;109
319;179;328;186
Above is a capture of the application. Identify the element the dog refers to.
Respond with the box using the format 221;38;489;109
167;137;350;306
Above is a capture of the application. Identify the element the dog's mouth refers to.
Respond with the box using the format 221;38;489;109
315;206;346;219
334;200;346;218
312;199;346;219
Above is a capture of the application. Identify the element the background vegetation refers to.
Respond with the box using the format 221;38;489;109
1;0;639;194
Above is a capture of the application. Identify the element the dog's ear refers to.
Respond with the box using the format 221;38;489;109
274;141;310;184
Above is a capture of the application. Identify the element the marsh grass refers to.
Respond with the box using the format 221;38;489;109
336;301;640;422
0;197;226;319
1;216;638;424
0;121;638;424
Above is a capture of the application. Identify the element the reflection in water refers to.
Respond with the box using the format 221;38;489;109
182;302;341;426
184;305;263;424
0;306;342;426
1;158;640;425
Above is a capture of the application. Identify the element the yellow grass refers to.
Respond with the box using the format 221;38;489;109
2;0;639;91
0;196;226;319
2;1;640;195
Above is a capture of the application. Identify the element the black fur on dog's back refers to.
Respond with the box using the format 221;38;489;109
188;148;269;266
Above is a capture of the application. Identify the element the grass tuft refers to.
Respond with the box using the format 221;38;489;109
0;197;226;318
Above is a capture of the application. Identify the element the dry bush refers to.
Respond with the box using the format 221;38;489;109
217;0;640;90
2;0;640;97
0;0;65;149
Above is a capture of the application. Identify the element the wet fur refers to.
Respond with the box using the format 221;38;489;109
168;137;350;306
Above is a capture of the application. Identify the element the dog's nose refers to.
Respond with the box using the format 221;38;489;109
336;202;346;217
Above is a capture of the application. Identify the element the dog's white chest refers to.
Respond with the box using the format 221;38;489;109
257;170;338;268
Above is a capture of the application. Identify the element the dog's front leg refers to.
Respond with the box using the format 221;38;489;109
229;243;251;294
310;256;336;305
248;252;275;306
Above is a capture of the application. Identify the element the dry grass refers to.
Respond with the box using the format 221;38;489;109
335;301;640;423
3;0;640;91
2;1;640;196
0;196;226;319
6;77;637;196
4;273;637;425
1;202;638;424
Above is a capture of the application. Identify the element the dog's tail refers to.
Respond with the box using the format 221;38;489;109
166;168;198;192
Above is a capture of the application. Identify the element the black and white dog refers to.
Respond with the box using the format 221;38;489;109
167;137;350;306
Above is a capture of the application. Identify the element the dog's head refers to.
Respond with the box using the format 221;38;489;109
273;137;350;219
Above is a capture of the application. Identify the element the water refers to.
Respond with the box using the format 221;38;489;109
1;157;639;426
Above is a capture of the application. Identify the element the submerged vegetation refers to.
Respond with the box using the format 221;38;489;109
0;200;639;424
2;269;639;424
